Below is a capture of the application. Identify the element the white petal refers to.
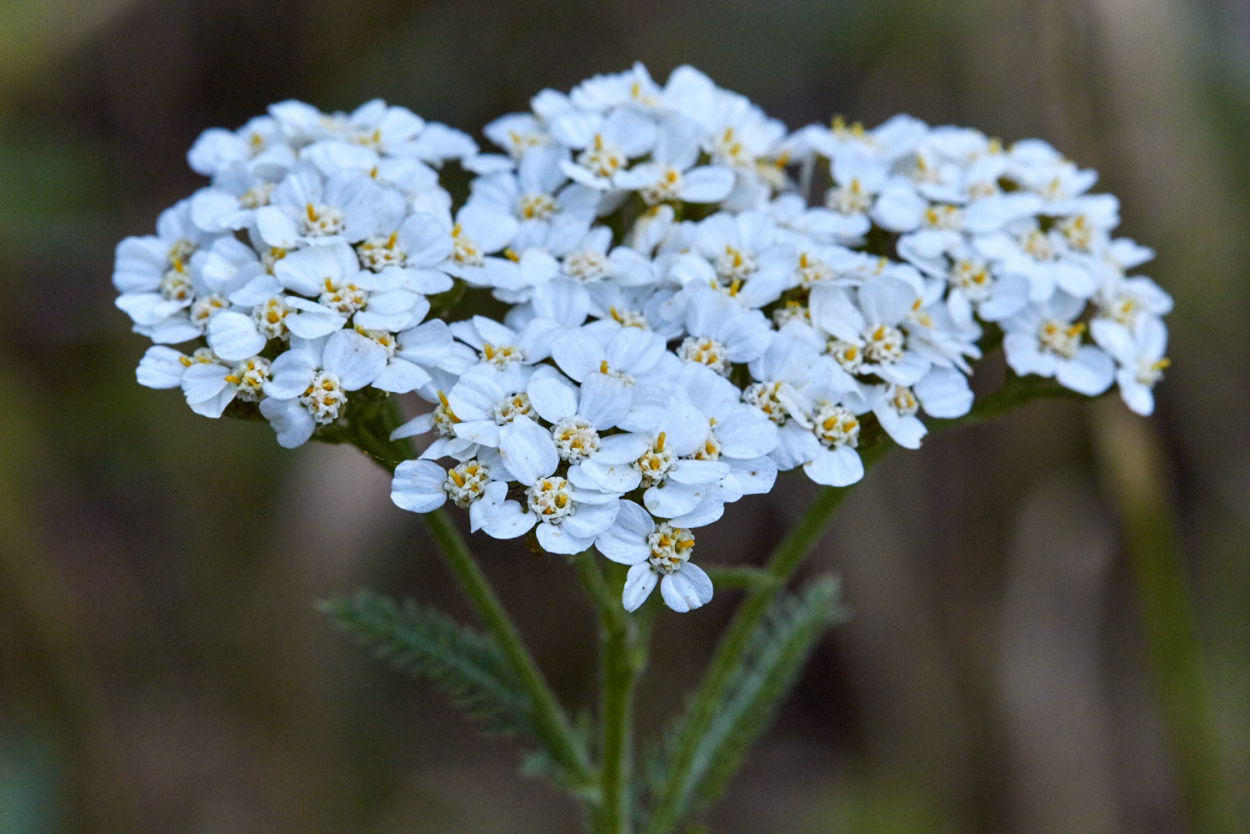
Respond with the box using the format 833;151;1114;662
255;207;300;249
448;372;505;422
478;486;537;539
536;521;596;555
802;446;864;487
551;328;604;382
724;456;778;497
260;397;316;448
527;371;579;422
771;422;821;470
577;374;633;430
875;406;926;449
285;302;348;339
391;412;435;440
714;408;778;458
323;330;388;390
915;368;974;418
391;460;449;513
660;564;713;613
453;420;501;447
623;563;659;612
372;358;433;394
264;348;318;399
181;362;230;404
581;458;643;493
593;433;652;464
595;501;654;565
1057;346;1114;396
667;459;730;486
208;311;268;362
678;166;735;203
643;480;707;518
136;346;187;389
666;486;725;528
497;414;559;486
560;498;620;539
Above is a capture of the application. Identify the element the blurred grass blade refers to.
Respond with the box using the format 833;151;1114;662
1091;400;1239;834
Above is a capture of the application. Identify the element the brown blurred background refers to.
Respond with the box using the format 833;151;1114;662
1;0;1248;831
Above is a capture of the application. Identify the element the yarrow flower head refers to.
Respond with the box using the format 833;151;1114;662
114;66;1171;613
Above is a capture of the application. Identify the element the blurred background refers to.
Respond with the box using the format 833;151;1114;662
1;0;1248;831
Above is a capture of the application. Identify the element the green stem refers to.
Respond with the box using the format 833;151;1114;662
645;371;1081;832
345;397;594;792
644;441;890;834
576;554;641;834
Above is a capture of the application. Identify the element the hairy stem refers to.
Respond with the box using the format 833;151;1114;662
346;397;594;792
576;554;642;834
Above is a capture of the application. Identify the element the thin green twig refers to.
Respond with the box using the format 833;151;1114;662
344;396;594;793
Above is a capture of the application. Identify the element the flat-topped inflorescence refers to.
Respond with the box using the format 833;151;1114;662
115;64;1172;613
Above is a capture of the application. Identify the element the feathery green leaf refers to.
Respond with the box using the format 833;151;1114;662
322;590;534;737
640;577;844;828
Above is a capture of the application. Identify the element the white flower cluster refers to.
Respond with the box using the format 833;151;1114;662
114;64;1172;613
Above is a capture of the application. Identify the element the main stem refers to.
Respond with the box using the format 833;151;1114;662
347;398;593;791
576;554;643;834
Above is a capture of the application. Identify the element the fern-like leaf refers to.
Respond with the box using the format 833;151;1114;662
640;577;844;826
322;590;535;737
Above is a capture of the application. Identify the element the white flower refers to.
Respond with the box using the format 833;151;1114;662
258;331;389;447
810;274;932;386
480;415;621;554
467;144;598;251
595;500;714;613
690;211;796;308
549;326;670;431
666;362;778;501
113;200;221;345
391;455;507;515
554;106;658;190
674;284;773;374
442;364;539;448
484;112;551;160
437;204;521;288
1001;292;1115;395
180;354;271;418
612;115;735;206
1091;315;1169;416
255;166;406;250
974;217;1097;304
187;115;293;180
